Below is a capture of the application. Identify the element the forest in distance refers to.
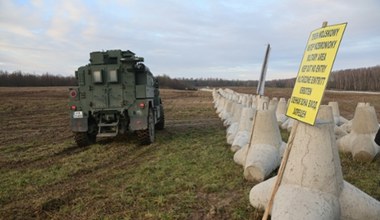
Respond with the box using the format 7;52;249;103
1;65;380;91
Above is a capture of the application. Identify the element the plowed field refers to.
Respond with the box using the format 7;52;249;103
0;87;379;219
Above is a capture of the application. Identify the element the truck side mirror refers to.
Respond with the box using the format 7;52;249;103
154;79;159;88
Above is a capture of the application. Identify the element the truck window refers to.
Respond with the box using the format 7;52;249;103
93;70;103;83
108;70;118;83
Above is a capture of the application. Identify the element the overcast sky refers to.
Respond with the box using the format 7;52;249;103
0;0;379;80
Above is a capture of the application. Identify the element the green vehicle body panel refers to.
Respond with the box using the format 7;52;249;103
69;50;163;137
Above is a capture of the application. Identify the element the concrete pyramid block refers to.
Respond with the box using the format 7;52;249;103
328;101;349;126
220;100;234;123
251;95;258;109
249;105;380;220
224;102;241;127
231;107;256;152
276;98;288;124
339;120;352;134
243;106;284;182
214;94;225;114
245;95;253;108
269;97;278;111
226;103;243;144
281;118;294;132
337;104;380;162
256;96;270;110
334;125;348;139
234;143;249;166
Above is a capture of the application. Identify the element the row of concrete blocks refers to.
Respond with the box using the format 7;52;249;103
212;89;286;182
283;101;380;162
212;88;380;220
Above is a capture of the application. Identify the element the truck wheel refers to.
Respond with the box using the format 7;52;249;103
74;132;96;147
155;105;165;130
137;108;155;145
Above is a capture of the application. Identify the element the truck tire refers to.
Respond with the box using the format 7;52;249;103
155;105;165;130
137;108;155;145
74;132;96;147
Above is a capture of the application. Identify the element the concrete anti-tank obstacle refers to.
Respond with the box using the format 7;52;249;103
215;89;230;119
223;100;241;127
233;97;285;166
281;117;294;132
234;142;249;166
218;98;229;120
226;103;244;144
215;89;227;109
243;107;285;182
338;102;368;134
245;95;253;108
216;90;226;115
226;94;259;145
334;125;348;140
327;101;349;139
219;99;234;123
281;99;294;132
275;98;288;125
214;91;224;114
337;104;380;162
231;106;256;152
249;105;380;220
224;100;238;126
328;101;348;126
215;96;225;115
342;102;372;132
240;94;249;104
339;120;352;134
235;99;285;182
269;97;278;111
256;96;270;111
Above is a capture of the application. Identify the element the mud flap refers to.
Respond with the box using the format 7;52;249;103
71;118;88;132
129;116;148;131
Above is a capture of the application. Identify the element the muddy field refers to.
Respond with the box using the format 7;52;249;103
2;86;380;151
0;87;379;219
0;87;220;147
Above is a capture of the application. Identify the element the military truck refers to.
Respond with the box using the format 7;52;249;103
68;50;164;146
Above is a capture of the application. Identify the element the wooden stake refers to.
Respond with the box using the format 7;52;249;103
247;97;267;156
262;121;299;220
246;105;258;152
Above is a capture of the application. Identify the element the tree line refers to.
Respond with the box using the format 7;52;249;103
328;66;380;91
1;65;380;91
0;70;76;87
156;74;258;90
265;65;380;91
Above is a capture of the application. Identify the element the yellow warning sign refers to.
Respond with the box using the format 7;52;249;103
286;23;347;125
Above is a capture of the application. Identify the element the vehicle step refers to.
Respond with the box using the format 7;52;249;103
97;133;118;138
98;122;119;127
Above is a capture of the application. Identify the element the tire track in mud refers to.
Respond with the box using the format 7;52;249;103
165;118;222;128
0;137;160;219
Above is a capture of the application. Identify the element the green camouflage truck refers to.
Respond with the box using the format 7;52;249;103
69;50;164;146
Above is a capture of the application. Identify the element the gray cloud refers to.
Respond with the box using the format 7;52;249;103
0;0;379;80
